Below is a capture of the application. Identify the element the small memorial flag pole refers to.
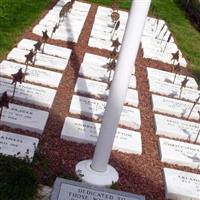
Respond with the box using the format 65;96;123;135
179;75;188;98
11;68;25;99
194;111;200;144
75;0;151;187
24;49;35;75
187;94;200;120
41;30;49;53
0;91;10;120
173;63;181;84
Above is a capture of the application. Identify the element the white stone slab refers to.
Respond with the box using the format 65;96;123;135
17;39;72;59
79;64;136;89
155;114;200;143
0;60;62;88
143;49;187;67
1;103;49;134
44;9;88;22
90;29;124;41
82;52;134;76
83;53;109;67
164;168;200;200
0;131;39;161
141;36;178;53
39;18;84;29
74;77;138;107
0;77;56;108
152;94;200;120
147;67;198;89
69;95;141;129
61;117;142;154
7;48;69;71
33;24;79;42
149;79;200;103
159;138;200;169
88;37;114;50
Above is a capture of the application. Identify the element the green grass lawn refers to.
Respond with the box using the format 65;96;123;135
0;0;51;60
0;0;199;82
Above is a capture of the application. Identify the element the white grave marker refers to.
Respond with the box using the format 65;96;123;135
61;117;142;154
69;95;141;129
0;60;62;88
159;138;200;169
164;168;200;200
0;77;56;108
79;65;136;89
155;114;200;143
17;39;72;59
0;131;39;161
74;77;138;107
7;48;69;71
1;103;49;134
147;67;198;89
152;94;200;120
149;79;200;104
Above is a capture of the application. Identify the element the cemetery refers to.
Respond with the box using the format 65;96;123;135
0;0;200;200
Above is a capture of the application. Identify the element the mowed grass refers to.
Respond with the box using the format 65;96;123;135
0;0;51;60
87;0;200;83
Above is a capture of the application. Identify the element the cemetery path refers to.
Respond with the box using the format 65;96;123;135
0;1;199;200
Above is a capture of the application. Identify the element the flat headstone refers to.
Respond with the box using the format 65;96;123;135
159;138;200;169
83;53;109;68
74;77;139;107
0;130;39;161
79;65;136;89
0;60;62;88
164;168;200;200
1;103;49;134
82;53;135;75
143;49;187;67
155;113;200;143
51;178;145;200
33;24;80;43
152;94;200;120
61;117;142;154
141;36;178;53
7;48;69;71
17;39;72;59
0;77;56;108
147;67;198;89
69;95;141;129
32;1;90;43
149;79;200;104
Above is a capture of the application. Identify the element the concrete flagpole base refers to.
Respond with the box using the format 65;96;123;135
75;160;119;187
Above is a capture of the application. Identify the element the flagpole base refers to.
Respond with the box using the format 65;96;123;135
75;160;119;187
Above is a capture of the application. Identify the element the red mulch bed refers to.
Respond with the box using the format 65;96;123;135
0;1;199;200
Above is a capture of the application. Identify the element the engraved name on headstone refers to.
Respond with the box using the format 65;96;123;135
0;131;39;161
61;117;142;154
1;103;49;134
155;114;200;143
51;178;145;200
69;95;141;129
0;60;62;88
0;77;56;108
159;138;200;168
164;168;200;200
152;94;200;120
